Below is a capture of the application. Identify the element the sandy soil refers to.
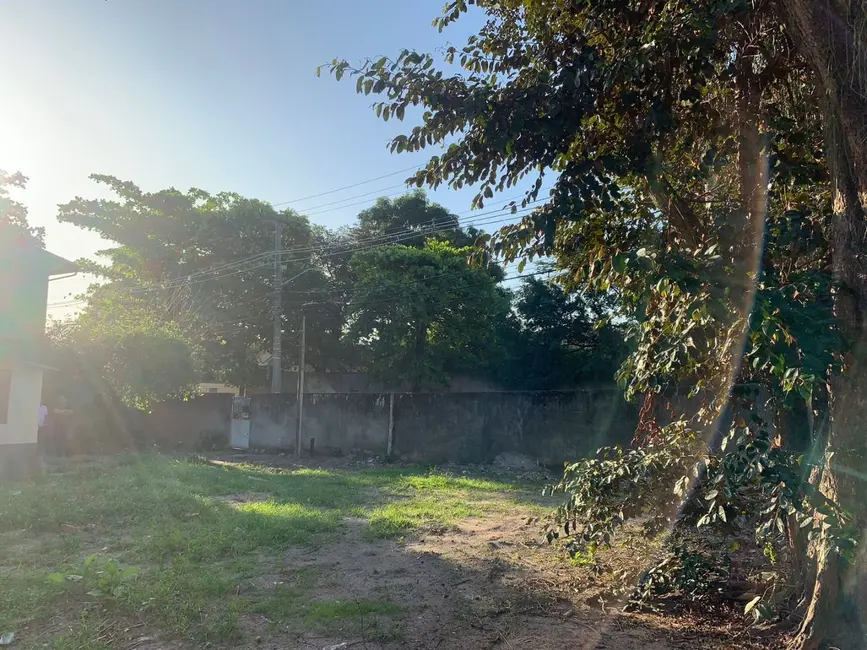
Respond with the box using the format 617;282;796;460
235;512;773;650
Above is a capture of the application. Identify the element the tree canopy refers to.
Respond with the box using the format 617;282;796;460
50;175;619;402
323;1;867;646
345;240;510;388
0;170;44;244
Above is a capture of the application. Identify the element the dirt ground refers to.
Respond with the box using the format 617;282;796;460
231;513;773;650
4;454;779;650
221;459;774;650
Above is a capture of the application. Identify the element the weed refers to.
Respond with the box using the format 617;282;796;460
48;554;139;602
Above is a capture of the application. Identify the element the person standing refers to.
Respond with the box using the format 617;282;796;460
38;403;48;429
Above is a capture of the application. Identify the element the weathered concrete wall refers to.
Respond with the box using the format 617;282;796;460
249;393;297;449
148;393;233;449
248;392;391;453
304;393;390;453
0;360;42;446
247;389;636;464
392;390;635;465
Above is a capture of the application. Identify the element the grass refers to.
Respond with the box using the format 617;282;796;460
0;454;537;647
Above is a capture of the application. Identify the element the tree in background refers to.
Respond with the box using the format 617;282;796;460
354;190;481;249
46;298;199;409
55;175;333;389
345;240;510;389
0;170;44;244
50;174;622;405
502;276;627;390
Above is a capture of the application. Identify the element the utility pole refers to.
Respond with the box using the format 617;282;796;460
270;222;284;394
295;311;307;456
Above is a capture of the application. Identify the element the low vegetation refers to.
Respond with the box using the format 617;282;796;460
0;455;538;648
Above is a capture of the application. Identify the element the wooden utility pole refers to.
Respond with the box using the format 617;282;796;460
270;222;284;394
295;311;306;456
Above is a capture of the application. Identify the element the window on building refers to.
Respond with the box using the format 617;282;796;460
207;387;218;394
0;370;10;424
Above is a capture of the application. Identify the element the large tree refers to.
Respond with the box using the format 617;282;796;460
344;240;510;388
324;1;867;646
501;276;627;389
0;170;44;244
354;189;481;248
46;297;199;409
56;175;335;388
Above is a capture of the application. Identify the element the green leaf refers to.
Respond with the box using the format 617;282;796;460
613;254;627;274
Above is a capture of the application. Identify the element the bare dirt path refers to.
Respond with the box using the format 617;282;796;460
247;511;763;650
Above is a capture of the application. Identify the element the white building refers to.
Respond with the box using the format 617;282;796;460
0;240;76;477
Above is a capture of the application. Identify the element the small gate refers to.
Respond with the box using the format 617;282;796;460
230;396;251;449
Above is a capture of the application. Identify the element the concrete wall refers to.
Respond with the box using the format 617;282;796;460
148;393;233;449
247;389;636;465
248;393;296;450
0;360;43;445
248;392;391;453
392;390;635;465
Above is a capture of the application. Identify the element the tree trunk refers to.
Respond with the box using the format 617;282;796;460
777;2;867;647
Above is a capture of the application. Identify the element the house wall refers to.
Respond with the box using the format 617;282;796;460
0;360;43;446
198;383;241;396
0;360;43;477
0;267;49;344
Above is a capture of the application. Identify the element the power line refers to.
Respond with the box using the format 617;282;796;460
303;268;553;311
304;189;411;216
199;264;539;336
47;206;534;308
124;204;540;295
270;164;423;207
47;188;551;308
295;183;409;213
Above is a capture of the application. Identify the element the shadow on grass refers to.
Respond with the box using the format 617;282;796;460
0;453;553;645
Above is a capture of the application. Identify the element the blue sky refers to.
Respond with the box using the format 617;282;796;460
0;0;528;315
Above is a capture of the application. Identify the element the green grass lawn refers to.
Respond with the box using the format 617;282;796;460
0;455;543;648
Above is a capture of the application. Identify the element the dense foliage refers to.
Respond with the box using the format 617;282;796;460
345;240;510;388
323;0;867;646
47;176;623;402
0;170;43;244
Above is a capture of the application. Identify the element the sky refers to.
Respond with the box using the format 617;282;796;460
0;0;529;316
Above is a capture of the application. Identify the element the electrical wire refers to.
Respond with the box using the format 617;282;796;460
202;266;545;337
123;204;540;295
46;188;550;308
270;164;423;207
293;182;409;213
